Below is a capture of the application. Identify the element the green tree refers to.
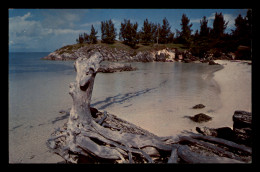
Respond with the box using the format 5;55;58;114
119;19;139;47
101;19;117;44
211;12;228;38
232;9;252;47
199;16;210;37
89;25;98;44
178;14;193;46
83;32;90;44
158;17;172;44
140;18;154;44
232;9;252;59
153;23;160;44
76;34;84;44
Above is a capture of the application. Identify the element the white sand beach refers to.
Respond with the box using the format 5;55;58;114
208;60;252;128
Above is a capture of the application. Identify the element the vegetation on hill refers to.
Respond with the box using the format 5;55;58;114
74;9;252;60
55;40;188;57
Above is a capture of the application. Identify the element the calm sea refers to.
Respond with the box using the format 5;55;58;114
9;52;74;74
9;52;75;128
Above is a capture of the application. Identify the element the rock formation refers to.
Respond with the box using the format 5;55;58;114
188;113;212;123
97;63;137;73
41;44;180;63
192;104;206;109
47;51;252;164
196;110;252;147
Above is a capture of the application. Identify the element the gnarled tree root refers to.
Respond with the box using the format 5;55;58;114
47;110;252;164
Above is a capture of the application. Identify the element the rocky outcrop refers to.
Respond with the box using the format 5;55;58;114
97;63;137;73
233;111;252;147
154;48;176;62
42;44;180;63
132;51;154;62
196;110;252;147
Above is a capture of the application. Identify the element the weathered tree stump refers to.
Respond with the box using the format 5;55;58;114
47;50;252;164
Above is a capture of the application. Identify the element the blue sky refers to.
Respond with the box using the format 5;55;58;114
9;8;248;52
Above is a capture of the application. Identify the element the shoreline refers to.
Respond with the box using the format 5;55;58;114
209;60;252;129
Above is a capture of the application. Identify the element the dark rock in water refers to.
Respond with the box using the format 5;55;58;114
189;113;212;123
192;104;205;109
208;60;220;65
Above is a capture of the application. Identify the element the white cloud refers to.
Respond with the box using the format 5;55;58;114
9;12;85;51
190;18;201;23
190;13;236;29
223;14;236;29
207;13;236;29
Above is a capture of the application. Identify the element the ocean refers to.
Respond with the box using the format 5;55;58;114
8;52;223;163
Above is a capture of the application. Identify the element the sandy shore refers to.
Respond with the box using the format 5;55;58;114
208;60;252;129
97;60;252;137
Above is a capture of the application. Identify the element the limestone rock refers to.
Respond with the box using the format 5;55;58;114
97;63;137;73
192;104;205;109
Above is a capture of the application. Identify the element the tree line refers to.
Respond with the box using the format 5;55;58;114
76;9;252;59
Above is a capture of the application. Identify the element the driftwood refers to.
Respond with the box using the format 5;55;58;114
47;50;252;164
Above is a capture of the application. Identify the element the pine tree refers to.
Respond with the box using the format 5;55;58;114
83;33;90;44
232;9;252;59
76;34;84;44
89;25;98;44
101;19;117;44
140;19;154;44
159;17;172;44
199;16;210;37
211;12;228;38
178;14;193;46
119;19;139;47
